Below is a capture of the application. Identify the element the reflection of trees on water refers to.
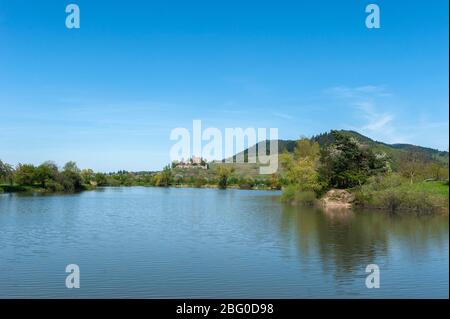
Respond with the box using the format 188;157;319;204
279;204;449;280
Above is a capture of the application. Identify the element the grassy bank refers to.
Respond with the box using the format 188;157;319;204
352;175;449;214
0;183;95;194
0;184;34;193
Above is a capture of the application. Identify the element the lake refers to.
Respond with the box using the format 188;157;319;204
0;187;448;298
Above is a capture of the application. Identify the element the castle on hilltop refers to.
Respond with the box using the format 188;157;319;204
172;156;208;170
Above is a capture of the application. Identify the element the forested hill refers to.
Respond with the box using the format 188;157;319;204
234;130;449;167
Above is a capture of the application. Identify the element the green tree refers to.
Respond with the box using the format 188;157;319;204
318;131;382;188
155;165;172;187
216;165;235;189
80;169;95;184
60;161;82;191
0;160;14;185
280;139;322;193
63;161;81;174
398;151;427;184
94;173;108;186
34;161;58;187
293;138;320;161
14;164;37;186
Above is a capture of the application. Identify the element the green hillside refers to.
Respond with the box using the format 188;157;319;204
312;130;449;169
216;130;448;177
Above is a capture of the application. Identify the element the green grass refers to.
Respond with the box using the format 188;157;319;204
353;175;449;214
397;181;449;197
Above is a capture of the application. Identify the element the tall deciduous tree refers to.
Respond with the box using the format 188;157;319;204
399;151;427;184
318;131;384;188
280;138;322;192
0;160;14;185
35;161;58;187
14;164;37;186
216;165;234;189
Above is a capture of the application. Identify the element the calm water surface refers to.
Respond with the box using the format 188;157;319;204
0;187;448;298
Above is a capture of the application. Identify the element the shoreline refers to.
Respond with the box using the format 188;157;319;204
2;183;447;215
0;183;280;195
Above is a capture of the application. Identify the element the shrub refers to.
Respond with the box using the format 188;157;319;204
193;178;206;188
44;179;65;193
227;176;239;185
216;165;234;189
238;177;255;189
353;174;449;214
294;191;317;206
280;184;297;202
281;185;317;206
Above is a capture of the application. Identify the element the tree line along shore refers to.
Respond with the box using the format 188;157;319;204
1;130;448;214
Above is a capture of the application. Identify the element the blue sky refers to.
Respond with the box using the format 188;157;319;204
0;0;448;171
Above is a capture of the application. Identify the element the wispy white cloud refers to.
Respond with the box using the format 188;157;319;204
327;85;391;99
327;85;406;143
272;112;294;120
352;101;394;132
362;113;394;131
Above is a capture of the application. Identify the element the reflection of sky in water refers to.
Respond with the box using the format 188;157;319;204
0;188;448;298
279;204;448;297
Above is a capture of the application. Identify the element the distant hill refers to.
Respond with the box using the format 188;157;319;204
220;130;448;176
312;130;449;167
